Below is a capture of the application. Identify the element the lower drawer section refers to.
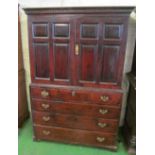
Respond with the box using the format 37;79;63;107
32;111;118;132
31;99;120;119
33;125;117;149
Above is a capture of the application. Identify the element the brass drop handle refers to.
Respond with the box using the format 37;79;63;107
42;130;50;135
75;44;79;55
100;95;109;102
42;116;50;121
41;90;49;98
99;109;108;115
96;137;106;143
98;122;107;128
41;103;50;109
71;90;76;97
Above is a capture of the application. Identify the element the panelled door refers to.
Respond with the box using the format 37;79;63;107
29;15;75;85
75;15;127;87
75;16;102;86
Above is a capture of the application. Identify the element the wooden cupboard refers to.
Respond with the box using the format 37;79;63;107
24;7;134;150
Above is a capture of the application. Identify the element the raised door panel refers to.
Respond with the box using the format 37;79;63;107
53;43;69;80
81;24;98;39
32;23;49;38
101;46;120;83
104;24;123;40
33;43;50;79
53;23;70;38
80;45;97;81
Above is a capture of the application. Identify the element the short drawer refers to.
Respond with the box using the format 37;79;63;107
32;111;118;132
31;99;121;119
33;125;117;148
30;86;122;105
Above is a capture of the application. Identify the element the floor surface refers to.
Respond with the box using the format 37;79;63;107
18;119;128;155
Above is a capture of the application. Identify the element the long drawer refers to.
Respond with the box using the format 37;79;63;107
31;99;121;119
30;86;122;106
33;125;117;148
32;111;118;132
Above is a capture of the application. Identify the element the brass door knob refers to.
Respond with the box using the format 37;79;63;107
96;137;105;142
42;130;50;135
71;90;76;97
100;95;109;102
41;103;50;109
42;116;50;121
98;122;107;128
99;109;108;115
75;44;79;55
41;90;49;98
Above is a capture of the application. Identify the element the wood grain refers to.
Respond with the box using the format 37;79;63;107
33;125;117;148
32;111;119;132
31;99;121;119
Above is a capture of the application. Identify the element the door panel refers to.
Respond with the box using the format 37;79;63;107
32;23;49;38
53;23;70;38
104;24;123;40
80;24;99;39
101;46;120;83
80;45;97;81
53;43;69;80
33;43;50;79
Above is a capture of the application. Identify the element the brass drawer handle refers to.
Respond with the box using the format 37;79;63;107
42;116;50;121
96;137;106;143
98;122;107;128
41;103;50;109
71;90;76;97
42;130;50;135
100;95;109;102
99;109;108;115
41;90;49;98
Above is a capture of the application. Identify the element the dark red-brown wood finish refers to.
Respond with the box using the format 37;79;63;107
24;7;134;151
31;99;121;119
26;8;130;88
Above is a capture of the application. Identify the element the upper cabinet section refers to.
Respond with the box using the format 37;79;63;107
25;7;134;88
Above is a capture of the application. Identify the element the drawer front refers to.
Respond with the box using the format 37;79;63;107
34;125;116;147
30;86;122;105
31;99;120;119
32;111;118;132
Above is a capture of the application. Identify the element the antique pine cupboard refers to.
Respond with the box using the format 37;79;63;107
24;7;134;150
